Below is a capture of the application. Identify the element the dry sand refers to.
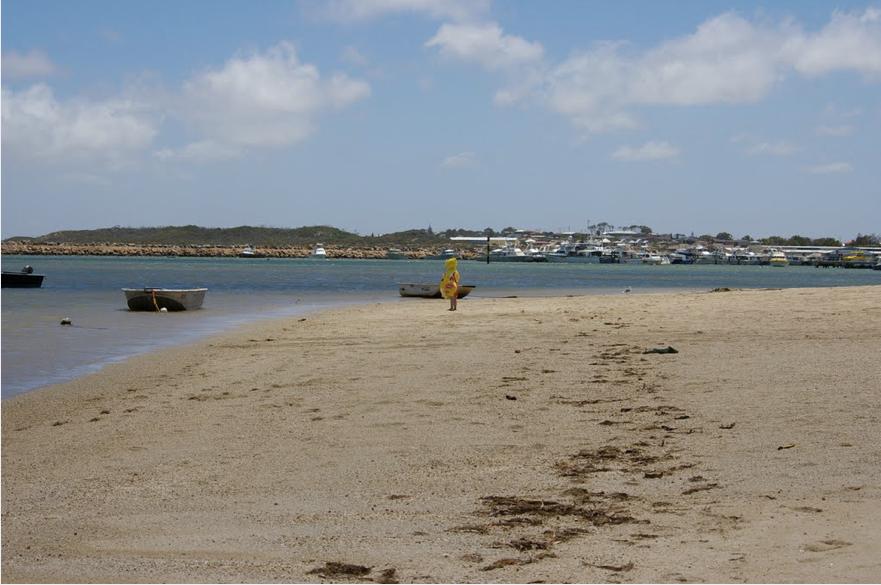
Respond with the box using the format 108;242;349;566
2;286;880;583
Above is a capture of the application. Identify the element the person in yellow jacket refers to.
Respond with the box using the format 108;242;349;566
440;257;460;311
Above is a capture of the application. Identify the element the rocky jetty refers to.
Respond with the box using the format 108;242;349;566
0;241;480;260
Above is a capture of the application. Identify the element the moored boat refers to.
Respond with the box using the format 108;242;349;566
385;248;408;260
309;243;328;259
398;283;475;299
488;244;546;262
239;245;265;258
425;248;457;260
2;265;45;288
122;288;207;311
842;251;874;269
769;250;789;267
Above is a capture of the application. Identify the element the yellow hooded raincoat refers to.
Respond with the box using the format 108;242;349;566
440;258;460;300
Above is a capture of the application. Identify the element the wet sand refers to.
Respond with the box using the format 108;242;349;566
3;286;880;583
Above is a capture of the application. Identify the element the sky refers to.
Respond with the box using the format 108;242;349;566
2;0;880;240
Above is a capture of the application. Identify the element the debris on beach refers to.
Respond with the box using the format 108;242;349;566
505;395;518;400
306;562;372;578
481;553;556;572
681;482;720;495
508;537;550;551
709;287;734;292
60;317;72;325
376;568;399;583
719;422;736;429
481;558;525;571
643;346;678;354
777;443;796;450
585;561;635;572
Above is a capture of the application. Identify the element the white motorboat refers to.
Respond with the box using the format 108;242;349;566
425;248;457;260
309;243;328;259
239;245;264;258
693;250;718;264
545;242;603;263
122;288;207;311
385;248;408;260
641;253;666;265
488;244;546;262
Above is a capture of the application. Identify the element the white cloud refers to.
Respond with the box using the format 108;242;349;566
805;162;854;174
177;42;370;150
2;42;370;168
746;141;797;156
816;124;854;136
316;0;489;22
426;22;544;70
611;141;680;161
630;14;785;105
543;13;786;133
2;50;58;79
783;8;881;77
432;9;881;135
441;151;477;168
1;84;157;162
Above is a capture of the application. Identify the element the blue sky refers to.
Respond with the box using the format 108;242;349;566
2;0;880;239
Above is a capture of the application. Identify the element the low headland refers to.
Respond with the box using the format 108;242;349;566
3;285;880;582
3;224;878;263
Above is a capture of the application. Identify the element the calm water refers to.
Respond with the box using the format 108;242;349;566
3;255;878;397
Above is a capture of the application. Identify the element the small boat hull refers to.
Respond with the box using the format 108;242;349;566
123;288;207;311
399;283;475;299
2;272;45;288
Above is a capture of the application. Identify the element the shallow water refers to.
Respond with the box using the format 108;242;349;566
2;255;878;397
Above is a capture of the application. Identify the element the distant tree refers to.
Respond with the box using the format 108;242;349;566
427;225;434;235
697;234;715;241
811;237;841;247
741;235;752;242
483;227;495;236
763;236;787;245
715;232;733;241
848;233;880;246
787;235;812;246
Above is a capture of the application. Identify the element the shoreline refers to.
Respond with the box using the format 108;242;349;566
1;288;702;401
3;286;880;582
1;295;377;400
1;283;851;400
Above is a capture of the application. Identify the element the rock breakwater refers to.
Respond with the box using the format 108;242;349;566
1;241;479;260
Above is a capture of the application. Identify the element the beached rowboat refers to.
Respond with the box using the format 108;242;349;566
122;288;207;311
398;283;474;299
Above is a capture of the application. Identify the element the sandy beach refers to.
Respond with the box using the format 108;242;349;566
2;286;880;583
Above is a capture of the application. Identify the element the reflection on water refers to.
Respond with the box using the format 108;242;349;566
3;255;878;397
